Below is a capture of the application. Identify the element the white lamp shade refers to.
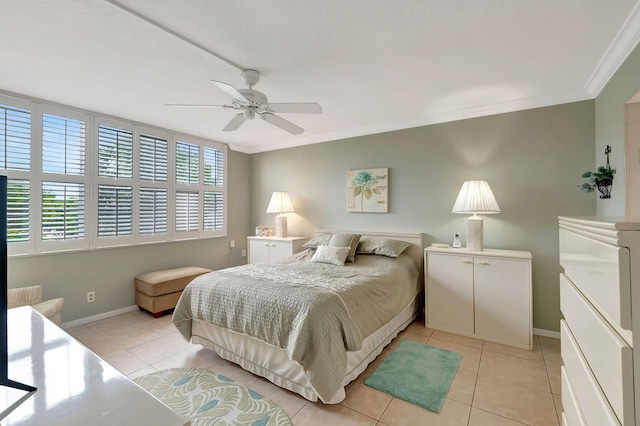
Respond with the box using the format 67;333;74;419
452;180;500;214
266;191;294;214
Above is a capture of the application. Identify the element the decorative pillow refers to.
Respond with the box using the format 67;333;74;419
328;233;361;263
357;238;412;258
303;233;331;248
310;245;350;266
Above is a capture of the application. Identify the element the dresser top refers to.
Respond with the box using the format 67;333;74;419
425;246;532;260
559;216;640;230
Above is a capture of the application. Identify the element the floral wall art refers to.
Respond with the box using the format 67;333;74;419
347;168;388;212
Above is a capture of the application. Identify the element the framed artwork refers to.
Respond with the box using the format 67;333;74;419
347;168;388;212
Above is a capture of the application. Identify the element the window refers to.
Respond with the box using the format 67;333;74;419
0;93;227;256
41;182;85;241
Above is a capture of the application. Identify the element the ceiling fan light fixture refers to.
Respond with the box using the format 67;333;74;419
244;109;256;120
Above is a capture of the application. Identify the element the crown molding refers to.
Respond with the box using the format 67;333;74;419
585;1;640;97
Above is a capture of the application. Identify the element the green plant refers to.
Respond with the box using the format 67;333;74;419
578;166;616;197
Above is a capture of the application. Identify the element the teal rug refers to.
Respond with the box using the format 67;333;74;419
134;367;292;425
365;340;462;413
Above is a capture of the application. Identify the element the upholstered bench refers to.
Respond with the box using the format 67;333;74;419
135;266;211;318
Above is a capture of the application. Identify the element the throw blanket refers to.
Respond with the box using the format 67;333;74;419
173;252;419;402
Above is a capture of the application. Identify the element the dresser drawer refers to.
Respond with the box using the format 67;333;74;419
560;274;634;424
560;321;621;426
561;366;586;426
559;228;631;330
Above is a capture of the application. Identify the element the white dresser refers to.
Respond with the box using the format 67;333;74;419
559;216;640;426
425;247;532;350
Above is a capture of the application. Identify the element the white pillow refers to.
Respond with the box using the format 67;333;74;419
310;245;350;266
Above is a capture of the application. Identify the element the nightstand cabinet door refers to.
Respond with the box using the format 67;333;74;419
474;257;531;347
269;240;293;261
427;253;474;334
248;238;271;263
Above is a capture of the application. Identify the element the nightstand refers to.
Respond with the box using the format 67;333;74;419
424;246;533;349
247;236;308;264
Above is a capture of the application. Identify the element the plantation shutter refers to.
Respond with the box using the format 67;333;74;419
139;188;167;235
139;134;167;182
203;146;223;186
176;141;199;184
0;104;30;170
42;113;85;175
203;191;223;230
98;125;133;178
98;185;132;237
7;180;30;242
175;191;199;232
41;182;85;240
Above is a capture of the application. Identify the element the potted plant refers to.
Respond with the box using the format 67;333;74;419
578;145;615;199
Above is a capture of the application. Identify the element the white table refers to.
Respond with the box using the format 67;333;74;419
1;306;189;425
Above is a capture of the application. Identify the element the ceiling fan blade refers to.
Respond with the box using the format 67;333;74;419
164;103;229;108
223;113;246;131
268;102;322;114
261;113;304;135
210;80;249;102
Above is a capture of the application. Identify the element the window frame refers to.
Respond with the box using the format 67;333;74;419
0;92;228;257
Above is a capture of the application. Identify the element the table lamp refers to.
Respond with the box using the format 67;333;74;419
451;180;500;251
266;191;294;238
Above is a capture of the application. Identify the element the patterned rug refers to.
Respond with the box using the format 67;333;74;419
133;367;292;426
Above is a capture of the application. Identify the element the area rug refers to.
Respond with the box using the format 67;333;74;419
133;367;292;426
365;340;462;413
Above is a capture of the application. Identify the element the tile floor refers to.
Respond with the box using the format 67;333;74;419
66;311;562;426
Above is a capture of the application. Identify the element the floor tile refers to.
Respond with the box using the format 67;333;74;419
379;397;470;426
292;402;377;426
387;330;428;349
101;350;148;375
447;367;477;405
73;333;122;357
553;393;563;425
342;370;393;420
403;320;435;338
431;330;484;349
426;337;482;372
128;332;192;364
249;378;309;419
482;337;543;364
151;345;222;371
127;365;157;380
478;350;550;392
468;407;527;425
473;373;558;426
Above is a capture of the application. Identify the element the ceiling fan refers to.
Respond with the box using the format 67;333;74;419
166;69;322;135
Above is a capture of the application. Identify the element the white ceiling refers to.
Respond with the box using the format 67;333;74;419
2;0;640;153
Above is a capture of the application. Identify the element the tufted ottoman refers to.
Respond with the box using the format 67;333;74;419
135;266;212;318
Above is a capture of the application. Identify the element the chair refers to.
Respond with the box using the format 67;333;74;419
7;285;65;326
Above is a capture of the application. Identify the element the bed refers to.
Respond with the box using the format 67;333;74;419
172;230;424;404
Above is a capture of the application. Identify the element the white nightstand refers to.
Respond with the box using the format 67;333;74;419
247;236;308;264
425;246;533;350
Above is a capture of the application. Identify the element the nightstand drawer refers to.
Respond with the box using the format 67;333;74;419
561;366;586;426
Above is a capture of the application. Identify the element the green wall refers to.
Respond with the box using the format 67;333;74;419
596;42;640;217
8;148;252;323
251;101;596;332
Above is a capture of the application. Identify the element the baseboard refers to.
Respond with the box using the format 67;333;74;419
61;305;139;329
533;328;560;339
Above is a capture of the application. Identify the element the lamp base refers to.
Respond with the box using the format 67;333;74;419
466;216;483;251
275;215;287;238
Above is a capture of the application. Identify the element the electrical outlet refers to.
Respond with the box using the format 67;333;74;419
87;291;95;303
241;249;246;258
230;240;235;249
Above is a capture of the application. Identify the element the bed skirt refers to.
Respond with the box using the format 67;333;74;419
191;294;419;403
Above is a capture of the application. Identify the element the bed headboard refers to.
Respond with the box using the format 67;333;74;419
314;229;425;273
